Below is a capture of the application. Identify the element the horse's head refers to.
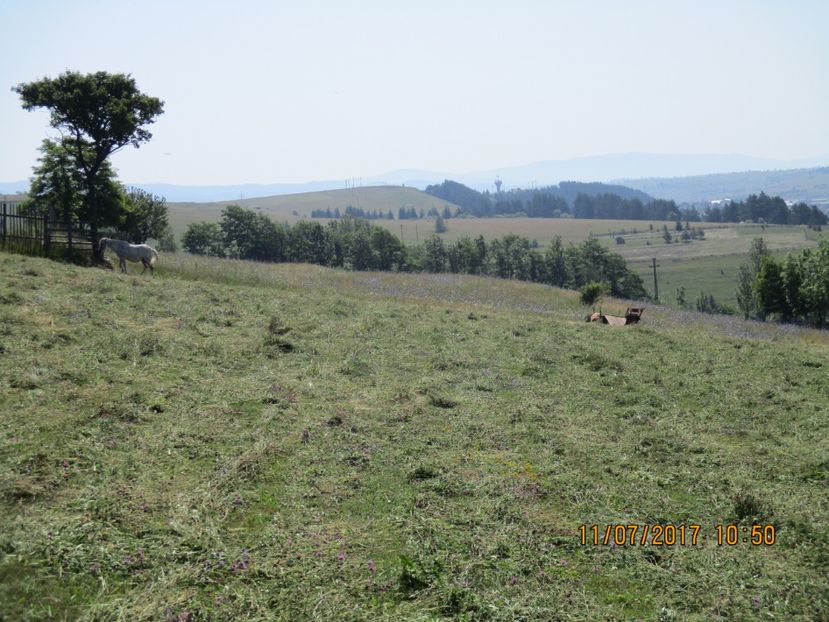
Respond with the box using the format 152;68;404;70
98;238;109;252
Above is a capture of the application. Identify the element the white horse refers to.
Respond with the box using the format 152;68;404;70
99;238;159;274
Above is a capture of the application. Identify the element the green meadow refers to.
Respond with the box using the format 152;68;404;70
168;186;826;308
1;251;828;621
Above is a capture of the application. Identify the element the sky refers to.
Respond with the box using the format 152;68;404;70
1;0;828;186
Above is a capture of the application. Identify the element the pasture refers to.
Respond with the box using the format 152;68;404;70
1;251;828;621
167;188;826;309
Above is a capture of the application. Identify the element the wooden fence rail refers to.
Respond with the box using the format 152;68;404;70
1;200;95;260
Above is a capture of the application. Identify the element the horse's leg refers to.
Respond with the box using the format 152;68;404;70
120;257;127;273
141;259;148;274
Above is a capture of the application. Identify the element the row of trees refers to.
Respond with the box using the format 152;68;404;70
706;193;827;226
310;206;396;220
183;206;648;300
736;238;829;327
310;205;465;221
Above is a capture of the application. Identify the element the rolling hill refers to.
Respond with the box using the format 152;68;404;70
167;185;462;234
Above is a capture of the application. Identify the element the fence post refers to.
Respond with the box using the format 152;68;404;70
43;212;50;256
2;201;6;248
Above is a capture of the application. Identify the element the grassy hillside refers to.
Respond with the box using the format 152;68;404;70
2;252;827;621
167;186;461;234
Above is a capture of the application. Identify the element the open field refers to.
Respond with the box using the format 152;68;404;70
167;186;461;234
166;189;826;310
1;251;828;620
340;217;825;307
606;223;821;263
379;217;725;248
629;250;796;309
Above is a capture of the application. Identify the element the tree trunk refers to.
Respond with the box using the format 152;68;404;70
87;170;102;262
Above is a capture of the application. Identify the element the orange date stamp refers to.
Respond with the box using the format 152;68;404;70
578;523;777;546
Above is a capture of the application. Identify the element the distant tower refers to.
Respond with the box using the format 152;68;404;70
494;177;502;193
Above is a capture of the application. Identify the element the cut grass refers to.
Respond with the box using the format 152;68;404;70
0;251;827;620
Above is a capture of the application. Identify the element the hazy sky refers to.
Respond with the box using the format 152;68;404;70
1;0;828;185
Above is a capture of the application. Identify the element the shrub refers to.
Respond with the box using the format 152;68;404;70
580;281;608;306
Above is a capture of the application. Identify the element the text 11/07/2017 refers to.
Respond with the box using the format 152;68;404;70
578;523;776;547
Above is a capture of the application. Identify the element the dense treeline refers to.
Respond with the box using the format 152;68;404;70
423;180;491;215
735;238;829;328
424;179;693;220
182;206;648;299
572;194;691;221
705;192;827;225
424;181;828;226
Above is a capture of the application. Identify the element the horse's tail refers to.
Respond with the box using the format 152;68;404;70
150;248;159;266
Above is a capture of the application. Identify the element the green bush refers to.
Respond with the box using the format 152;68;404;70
580;281;608;306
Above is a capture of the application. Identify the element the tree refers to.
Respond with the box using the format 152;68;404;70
735;264;756;320
799;241;829;328
544;236;568;287
434;215;448;233
156;227;178;253
220;205;263;259
733;237;772;320
119;187;169;243
423;235;447;272
781;254;807;320
371;227;405;271
22;139;83;222
748;238;770;274
14;71;164;258
696;291;732;315
23;138;123;227
754;257;789;321
182;222;225;256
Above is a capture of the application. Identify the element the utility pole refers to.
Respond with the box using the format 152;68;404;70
651;257;659;301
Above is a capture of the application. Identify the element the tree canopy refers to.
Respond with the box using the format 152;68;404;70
14;71;164;160
14;71;164;254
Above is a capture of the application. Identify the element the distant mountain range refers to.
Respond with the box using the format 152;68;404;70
619;167;829;205
3;152;829;203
